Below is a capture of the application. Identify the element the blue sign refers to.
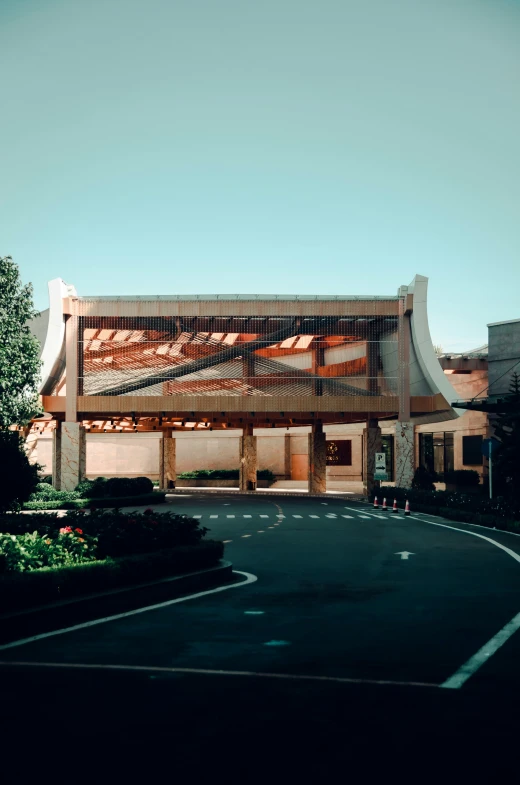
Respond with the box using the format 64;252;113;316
482;437;500;457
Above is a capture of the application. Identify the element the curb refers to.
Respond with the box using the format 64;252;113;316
167;489;366;501
0;560;234;646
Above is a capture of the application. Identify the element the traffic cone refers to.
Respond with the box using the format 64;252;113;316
392;498;398;513
373;496;379;509
382;497;388;511
404;499;410;516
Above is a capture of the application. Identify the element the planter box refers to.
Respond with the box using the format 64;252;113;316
175;479;271;488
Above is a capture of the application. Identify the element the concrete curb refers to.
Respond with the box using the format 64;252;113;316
0;559;234;646
167;489;366;501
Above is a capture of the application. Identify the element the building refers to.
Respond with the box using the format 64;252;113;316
28;274;482;494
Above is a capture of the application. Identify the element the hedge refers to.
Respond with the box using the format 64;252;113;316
0;540;224;614
23;492;166;511
177;468;276;483
375;487;520;534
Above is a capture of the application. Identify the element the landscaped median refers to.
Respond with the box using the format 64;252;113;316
0;508;229;625
22;476;166;510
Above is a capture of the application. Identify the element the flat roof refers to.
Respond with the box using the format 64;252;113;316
77;294;400;302
487;317;520;327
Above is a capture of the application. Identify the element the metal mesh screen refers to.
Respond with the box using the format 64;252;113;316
76;311;399;399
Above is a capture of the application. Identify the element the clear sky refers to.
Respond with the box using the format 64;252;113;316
1;0;519;352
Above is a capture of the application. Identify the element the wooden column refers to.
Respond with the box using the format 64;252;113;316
160;430;177;489
308;420;326;494
239;423;257;491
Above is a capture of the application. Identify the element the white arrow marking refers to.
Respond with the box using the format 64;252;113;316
395;551;414;560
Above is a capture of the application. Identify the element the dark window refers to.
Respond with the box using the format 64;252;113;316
327;440;352;466
433;432;445;475
444;432;455;473
419;433;434;473
463;435;483;466
381;434;394;481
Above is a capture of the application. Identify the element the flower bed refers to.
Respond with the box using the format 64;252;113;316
0;540;224;614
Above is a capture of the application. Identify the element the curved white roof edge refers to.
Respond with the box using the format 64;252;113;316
408;274;464;418
39;278;76;395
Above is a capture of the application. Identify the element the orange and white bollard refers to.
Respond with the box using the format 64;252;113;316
404;499;411;516
382;497;388;511
392;498;398;513
373;496;379;508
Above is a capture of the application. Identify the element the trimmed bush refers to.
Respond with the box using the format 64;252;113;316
177;468;276;485
23;491;166;511
0;506;206;558
0;540;225;614
412;467;437;491
444;469;480;488
0;431;40;512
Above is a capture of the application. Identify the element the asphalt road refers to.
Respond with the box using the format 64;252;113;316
2;493;520;780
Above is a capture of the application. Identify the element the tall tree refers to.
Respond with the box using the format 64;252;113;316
0;256;42;428
492;371;520;502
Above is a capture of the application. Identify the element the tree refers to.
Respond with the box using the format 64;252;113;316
0;256;42;428
0;430;40;511
492;371;520;502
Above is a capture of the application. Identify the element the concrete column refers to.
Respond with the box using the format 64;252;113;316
239;424;257;491
395;421;415;488
284;434;291;479
59;422;86;491
308;421;326;494
363;418;382;497
52;422;62;490
160;431;177;490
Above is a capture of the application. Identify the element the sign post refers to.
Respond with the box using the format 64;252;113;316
374;452;388;482
482;438;500;500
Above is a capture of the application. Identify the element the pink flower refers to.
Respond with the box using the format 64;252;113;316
74;528;83;534
59;526;72;534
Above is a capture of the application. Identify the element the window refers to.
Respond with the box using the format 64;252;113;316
326;440;352;466
463;435;483;466
419;432;455;476
381;434;394;481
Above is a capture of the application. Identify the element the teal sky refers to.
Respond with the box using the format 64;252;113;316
1;0;519;352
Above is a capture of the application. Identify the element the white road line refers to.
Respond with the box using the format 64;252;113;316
0;660;438;689
257;530;265;533
404;513;520;688
341;515;353;519
241;534;252;538
325;514;337;518
226;515;235;518
193;515;202;519
292;515;303;518
243;515;252;518
309;515;320;519
260;515;269;518
277;515;286;518
268;526;275;529
441;611;520;689
0;571;258;651
210;515;218;519
223;539;232;543
358;515;371;519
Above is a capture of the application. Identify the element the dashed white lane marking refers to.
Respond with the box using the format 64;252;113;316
0;571;258;651
257;530;265;533
441;611;520;689
223;539;232;543
260;515;269;518
341;515;354;519
241;534;252;538
268;526;275;529
358;515;371;519
310;515;319;518
210;515;218;519
243;515;252;518
193;515;202;519
325;514;337;518
226;515;235;518
292;515;303;518
277;515;286;518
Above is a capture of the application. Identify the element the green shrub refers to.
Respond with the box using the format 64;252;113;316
257;469;276;484
29;483;80;503
411;467;437;491
444;470;480;487
0;507;207;558
178;469;240;480
0;527;98;573
0;431;40;512
0;540;225;613
134;476;154;495
22;491;165;511
40;475;53;485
